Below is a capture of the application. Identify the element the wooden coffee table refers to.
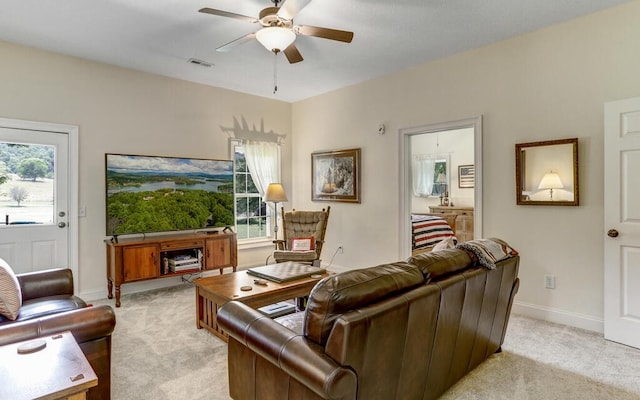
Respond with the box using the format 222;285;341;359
195;266;328;341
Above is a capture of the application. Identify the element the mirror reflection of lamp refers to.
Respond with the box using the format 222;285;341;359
538;172;563;200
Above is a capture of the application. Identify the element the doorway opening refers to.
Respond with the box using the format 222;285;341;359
399;116;483;258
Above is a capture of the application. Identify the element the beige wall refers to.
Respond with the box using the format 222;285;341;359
0;41;291;298
292;1;640;331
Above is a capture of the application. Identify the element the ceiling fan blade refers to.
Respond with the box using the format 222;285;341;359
216;32;257;52
295;25;354;43
277;0;312;20
283;44;304;64
199;8;258;23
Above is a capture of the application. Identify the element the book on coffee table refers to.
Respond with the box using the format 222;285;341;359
247;262;325;283
257;301;297;318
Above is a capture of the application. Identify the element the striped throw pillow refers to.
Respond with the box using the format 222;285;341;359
0;258;22;320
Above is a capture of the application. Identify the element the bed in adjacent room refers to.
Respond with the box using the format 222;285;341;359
411;213;457;255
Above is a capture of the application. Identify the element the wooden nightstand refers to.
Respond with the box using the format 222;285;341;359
0;331;97;400
429;206;474;243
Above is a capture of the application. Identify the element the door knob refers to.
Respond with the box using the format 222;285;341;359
58;222;67;228
607;229;619;238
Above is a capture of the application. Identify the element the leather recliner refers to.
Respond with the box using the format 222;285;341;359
0;268;116;400
218;245;519;400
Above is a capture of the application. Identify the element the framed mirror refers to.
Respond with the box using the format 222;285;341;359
515;138;579;206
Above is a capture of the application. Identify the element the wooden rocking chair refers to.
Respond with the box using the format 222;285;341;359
273;206;331;266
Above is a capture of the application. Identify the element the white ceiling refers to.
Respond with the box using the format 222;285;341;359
0;0;632;103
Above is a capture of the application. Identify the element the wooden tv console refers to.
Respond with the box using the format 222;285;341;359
106;232;237;307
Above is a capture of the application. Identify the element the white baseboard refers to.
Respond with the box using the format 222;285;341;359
80;276;188;302
79;270;225;303
512;300;604;334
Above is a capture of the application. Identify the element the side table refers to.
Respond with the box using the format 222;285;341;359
0;330;98;400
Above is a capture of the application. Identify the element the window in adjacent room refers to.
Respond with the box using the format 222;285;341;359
412;155;449;197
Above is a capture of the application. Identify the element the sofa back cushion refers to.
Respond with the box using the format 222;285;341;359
304;262;424;346
406;248;474;282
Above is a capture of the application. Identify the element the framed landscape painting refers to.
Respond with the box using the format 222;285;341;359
311;148;361;203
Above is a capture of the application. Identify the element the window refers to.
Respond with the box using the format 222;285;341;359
431;160;448;196
0;141;56;225
412;154;449;198
233;143;269;240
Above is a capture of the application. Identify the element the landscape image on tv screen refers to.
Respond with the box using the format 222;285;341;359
106;154;234;236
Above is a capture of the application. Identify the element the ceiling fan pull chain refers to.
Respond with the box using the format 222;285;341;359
273;50;278;94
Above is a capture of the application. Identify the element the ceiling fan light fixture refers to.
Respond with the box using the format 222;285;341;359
256;26;296;52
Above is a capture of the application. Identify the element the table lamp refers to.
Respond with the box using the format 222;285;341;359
265;183;288;241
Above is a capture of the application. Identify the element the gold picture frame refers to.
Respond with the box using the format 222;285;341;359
515;138;579;206
311;148;361;203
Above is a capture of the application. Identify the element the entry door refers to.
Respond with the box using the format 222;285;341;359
0;126;69;274
604;97;640;349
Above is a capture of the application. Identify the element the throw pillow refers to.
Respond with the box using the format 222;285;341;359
290;237;315;251
433;236;457;251
0;258;22;320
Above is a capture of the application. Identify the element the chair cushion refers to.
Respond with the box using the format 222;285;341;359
303;262;425;346
0;258;22;320
274;250;318;262
283;210;327;246
4;295;87;323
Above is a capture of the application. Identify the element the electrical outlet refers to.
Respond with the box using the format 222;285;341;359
544;275;556;289
337;245;344;254
78;206;87;218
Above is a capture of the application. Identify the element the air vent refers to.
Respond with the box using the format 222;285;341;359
188;58;213;68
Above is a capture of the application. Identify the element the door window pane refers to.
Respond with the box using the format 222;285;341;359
0;142;55;226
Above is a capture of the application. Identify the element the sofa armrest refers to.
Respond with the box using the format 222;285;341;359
17;268;74;302
0;305;116;346
218;301;357;400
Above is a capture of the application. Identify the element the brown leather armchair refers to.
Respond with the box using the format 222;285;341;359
0;268;116;400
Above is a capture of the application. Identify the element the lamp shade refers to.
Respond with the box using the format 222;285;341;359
435;173;447;184
538;172;563;189
265;183;288;202
256;27;296;52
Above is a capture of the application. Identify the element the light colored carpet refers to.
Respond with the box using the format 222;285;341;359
95;284;640;400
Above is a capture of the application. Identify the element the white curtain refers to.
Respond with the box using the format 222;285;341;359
413;156;435;197
244;140;281;200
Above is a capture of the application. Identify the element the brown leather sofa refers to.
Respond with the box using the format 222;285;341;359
217;245;520;400
0;268;116;400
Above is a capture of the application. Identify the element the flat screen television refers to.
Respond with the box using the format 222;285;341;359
105;153;234;237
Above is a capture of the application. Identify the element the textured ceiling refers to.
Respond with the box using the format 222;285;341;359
0;0;632;102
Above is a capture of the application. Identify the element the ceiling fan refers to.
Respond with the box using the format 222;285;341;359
199;0;354;64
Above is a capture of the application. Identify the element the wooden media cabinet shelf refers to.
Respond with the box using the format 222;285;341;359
106;232;237;307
